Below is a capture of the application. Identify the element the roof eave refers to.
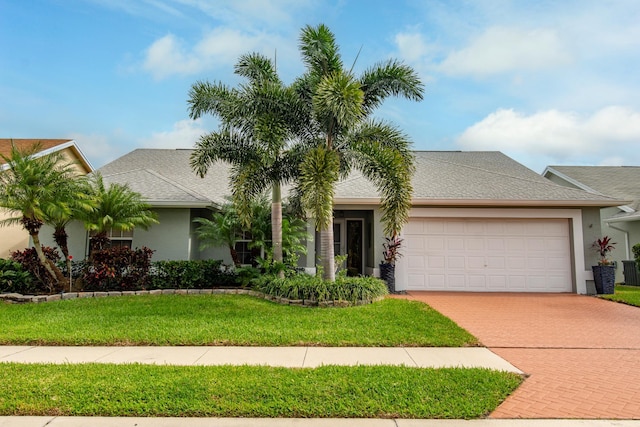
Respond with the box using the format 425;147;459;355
605;215;640;224
334;197;628;207
146;200;215;209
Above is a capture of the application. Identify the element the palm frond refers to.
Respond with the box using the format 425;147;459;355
234;52;280;85
299;24;343;77
360;59;425;114
349;128;415;237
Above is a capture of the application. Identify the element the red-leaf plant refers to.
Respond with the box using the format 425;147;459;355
592;236;617;265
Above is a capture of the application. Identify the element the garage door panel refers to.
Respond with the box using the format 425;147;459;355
406;218;572;292
448;256;465;269
428;256;445;268
406;236;424;250
408;255;425;269
487;256;505;269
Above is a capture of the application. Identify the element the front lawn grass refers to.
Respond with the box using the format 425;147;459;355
0;363;521;419
601;285;640;307
0;295;477;347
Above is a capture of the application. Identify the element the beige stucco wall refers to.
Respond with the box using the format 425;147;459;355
0;211;29;258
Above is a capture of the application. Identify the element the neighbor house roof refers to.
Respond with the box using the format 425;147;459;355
100;149;624;209
543;165;640;222
0;139;93;173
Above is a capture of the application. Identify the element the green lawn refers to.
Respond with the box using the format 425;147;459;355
0;363;522;419
601;285;640;307
0;294;477;347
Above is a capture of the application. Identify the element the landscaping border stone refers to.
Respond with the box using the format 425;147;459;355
0;289;384;307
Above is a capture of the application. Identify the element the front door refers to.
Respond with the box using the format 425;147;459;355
334;219;364;276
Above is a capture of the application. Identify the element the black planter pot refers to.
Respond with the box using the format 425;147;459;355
379;263;395;293
592;265;615;294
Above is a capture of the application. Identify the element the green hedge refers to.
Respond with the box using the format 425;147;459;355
151;260;237;289
253;273;388;303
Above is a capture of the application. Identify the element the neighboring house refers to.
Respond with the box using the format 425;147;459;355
84;148;623;295
0;139;93;258
543;166;640;283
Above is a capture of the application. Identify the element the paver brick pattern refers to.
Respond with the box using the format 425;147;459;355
405;292;640;419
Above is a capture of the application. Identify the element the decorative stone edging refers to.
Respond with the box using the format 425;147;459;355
0;289;383;307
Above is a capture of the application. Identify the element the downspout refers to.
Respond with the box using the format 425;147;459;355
607;222;630;259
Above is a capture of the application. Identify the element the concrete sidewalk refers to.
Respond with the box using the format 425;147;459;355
2;417;640;426
0;345;521;372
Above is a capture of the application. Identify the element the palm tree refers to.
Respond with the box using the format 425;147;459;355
193;201;243;267
295;24;424;281
188;53;308;273
42;176;94;274
79;173;158;253
0;142;77;289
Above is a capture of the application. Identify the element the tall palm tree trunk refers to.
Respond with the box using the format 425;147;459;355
320;226;335;282
271;183;284;278
53;226;72;276
31;231;66;291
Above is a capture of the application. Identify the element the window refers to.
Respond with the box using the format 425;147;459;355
235;231;253;266
89;228;133;252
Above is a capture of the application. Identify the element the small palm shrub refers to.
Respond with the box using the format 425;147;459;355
0;258;34;294
253;273;388;304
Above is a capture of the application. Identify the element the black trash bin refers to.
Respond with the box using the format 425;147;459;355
622;260;640;286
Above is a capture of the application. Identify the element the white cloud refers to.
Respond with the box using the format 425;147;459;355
456;106;640;169
66;132;120;169
142;28;288;80
394;32;431;63
439;26;572;77
140;118;207;149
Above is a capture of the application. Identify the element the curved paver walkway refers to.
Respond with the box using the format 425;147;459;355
404;292;640;419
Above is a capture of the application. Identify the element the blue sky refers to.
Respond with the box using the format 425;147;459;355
2;0;639;173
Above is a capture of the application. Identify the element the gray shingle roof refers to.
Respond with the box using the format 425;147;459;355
336;151;623;206
99;149;231;207
99;149;623;208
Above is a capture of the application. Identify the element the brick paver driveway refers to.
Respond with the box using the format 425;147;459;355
406;292;640;419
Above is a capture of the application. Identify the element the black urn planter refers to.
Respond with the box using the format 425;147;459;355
379;263;395;293
592;265;615;295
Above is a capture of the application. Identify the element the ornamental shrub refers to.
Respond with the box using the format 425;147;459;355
10;246;61;294
253;273;388;304
82;247;154;291
0;258;34;294
151;259;236;289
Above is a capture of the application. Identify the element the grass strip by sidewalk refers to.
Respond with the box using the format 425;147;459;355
601;285;640;307
0;363;521;419
0;295;476;347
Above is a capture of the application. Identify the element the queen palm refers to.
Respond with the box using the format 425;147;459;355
189;53;308;271
80;173;158;253
0;142;77;289
295;24;424;281
42;176;94;274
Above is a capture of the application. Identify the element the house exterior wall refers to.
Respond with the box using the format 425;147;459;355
0;211;29;258
134;208;191;261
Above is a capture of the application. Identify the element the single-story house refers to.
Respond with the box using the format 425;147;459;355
0;139;93;258
543;166;640;283
64;148;624;295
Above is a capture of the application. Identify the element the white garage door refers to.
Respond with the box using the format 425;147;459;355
405;218;572;292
